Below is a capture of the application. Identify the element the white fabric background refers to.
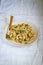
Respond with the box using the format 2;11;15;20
0;0;43;65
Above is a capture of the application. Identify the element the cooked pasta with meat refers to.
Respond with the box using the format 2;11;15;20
6;23;38;45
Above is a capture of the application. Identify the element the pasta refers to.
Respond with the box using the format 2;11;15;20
6;23;38;45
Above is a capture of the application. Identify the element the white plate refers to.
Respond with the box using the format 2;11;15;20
0;15;40;47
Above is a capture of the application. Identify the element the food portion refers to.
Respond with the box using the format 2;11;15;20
6;23;38;45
